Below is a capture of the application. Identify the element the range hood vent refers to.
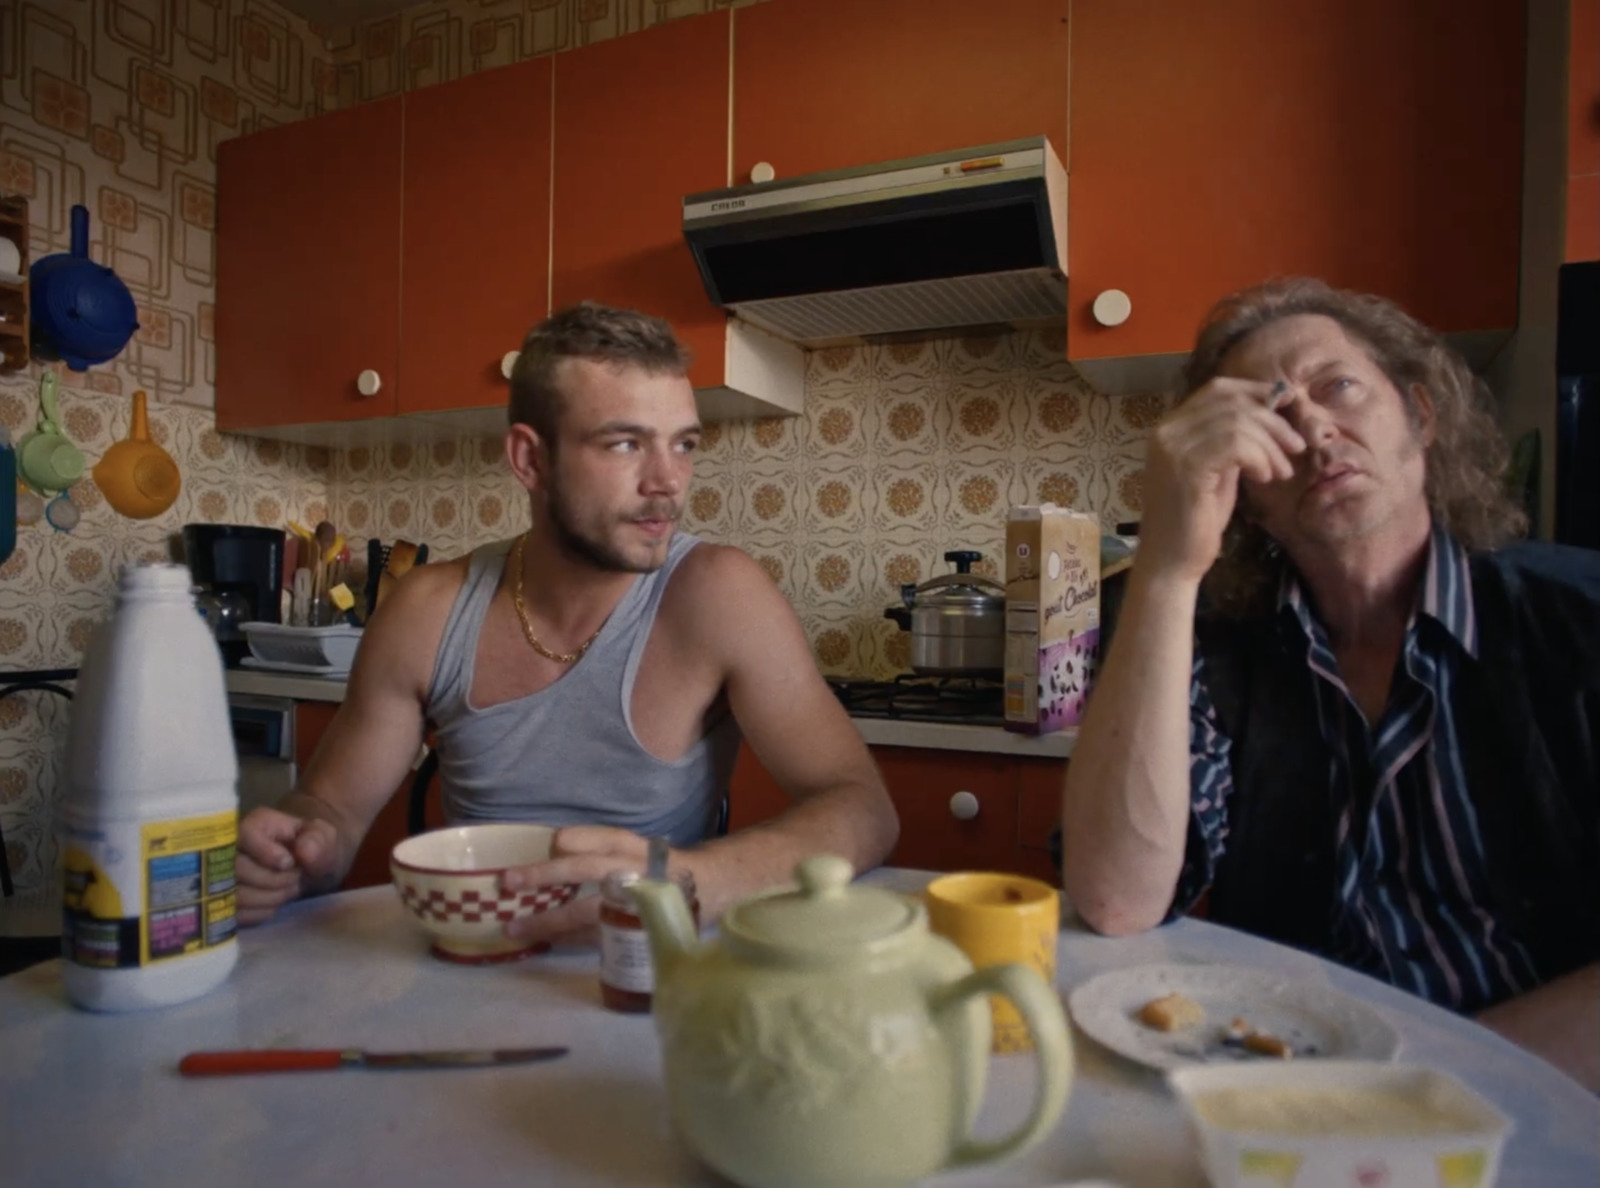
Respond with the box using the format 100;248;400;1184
684;138;1067;347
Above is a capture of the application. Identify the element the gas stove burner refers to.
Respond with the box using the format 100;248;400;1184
826;675;1005;726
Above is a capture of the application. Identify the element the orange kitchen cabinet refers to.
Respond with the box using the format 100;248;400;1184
1068;0;1524;370
1569;0;1600;263
1017;757;1066;884
877;749;1021;874
727;741;790;834
293;702;442;892
728;741;1033;875
733;0;1070;184
551;11;731;391
217;99;404;430
400;57;553;414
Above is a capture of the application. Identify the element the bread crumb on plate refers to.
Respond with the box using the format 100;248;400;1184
1136;992;1207;1032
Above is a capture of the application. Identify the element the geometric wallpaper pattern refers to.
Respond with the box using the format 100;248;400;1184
0;0;1167;931
0;0;336;931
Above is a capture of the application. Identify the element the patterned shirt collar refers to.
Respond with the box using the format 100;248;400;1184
1277;526;1478;658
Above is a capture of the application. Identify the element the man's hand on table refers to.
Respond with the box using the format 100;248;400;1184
236;807;344;926
500;825;667;948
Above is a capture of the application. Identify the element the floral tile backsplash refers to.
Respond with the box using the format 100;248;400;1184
319;327;1165;686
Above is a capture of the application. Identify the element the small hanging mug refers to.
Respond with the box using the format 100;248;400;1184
18;373;85;494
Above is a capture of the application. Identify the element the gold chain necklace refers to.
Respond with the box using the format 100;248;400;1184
509;533;603;665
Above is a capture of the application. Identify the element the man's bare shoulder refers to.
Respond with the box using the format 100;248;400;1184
668;542;777;605
660;543;790;645
352;553;475;696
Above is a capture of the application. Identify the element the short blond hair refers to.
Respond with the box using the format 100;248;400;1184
509;302;690;445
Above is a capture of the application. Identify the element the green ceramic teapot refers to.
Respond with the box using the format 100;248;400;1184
629;855;1073;1188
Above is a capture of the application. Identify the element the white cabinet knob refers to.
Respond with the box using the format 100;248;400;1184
1092;289;1132;327
356;369;382;397
949;790;980;821
751;161;776;184
501;350;520;380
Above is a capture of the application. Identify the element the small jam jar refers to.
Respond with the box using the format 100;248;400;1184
599;868;699;1013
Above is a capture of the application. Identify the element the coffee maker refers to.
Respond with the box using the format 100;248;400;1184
182;524;285;666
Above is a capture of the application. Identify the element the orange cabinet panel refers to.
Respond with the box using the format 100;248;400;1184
876;749;1020;874
1069;0;1524;363
551;11;730;390
729;742;1040;874
400;57;553;414
293;702;442;892
734;0;1070;183
217;99;404;429
1017;757;1065;883
727;740;789;832
1571;0;1600;263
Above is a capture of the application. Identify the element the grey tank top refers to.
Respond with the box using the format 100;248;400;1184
424;533;741;846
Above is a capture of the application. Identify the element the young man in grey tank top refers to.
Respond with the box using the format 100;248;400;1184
234;304;899;945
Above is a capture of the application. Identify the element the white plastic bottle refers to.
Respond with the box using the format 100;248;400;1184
59;563;240;1010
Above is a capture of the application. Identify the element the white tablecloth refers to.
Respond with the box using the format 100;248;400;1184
2;873;1596;1186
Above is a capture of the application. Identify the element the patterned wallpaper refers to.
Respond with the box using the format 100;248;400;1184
0;0;1165;932
328;328;1165;681
0;0;338;930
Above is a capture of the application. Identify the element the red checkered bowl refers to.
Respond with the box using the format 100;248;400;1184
390;824;579;964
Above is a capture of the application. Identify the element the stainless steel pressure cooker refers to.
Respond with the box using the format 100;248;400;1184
882;550;1005;675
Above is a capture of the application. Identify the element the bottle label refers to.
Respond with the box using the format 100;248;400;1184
62;811;238;969
599;921;656;994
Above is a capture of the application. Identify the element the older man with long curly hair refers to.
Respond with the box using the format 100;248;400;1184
1061;278;1600;1090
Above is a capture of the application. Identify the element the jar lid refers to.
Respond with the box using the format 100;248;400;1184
721;855;919;959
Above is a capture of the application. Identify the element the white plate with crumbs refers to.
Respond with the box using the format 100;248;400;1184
1067;963;1400;1072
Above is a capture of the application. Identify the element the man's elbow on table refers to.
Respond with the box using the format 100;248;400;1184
1067;880;1170;938
856;781;901;870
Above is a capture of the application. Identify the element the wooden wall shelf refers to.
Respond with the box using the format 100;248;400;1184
0;195;30;373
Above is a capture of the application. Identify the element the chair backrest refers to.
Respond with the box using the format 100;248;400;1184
0;669;77;898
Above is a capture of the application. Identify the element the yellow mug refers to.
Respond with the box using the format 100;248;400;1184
925;872;1061;1054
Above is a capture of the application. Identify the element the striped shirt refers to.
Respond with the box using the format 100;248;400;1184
1178;528;1540;1012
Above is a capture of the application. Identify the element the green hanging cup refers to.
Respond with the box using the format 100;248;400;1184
18;372;86;494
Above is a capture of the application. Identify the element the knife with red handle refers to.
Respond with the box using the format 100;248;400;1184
178;1046;568;1076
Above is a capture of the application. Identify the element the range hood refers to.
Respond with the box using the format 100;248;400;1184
683;138;1067;346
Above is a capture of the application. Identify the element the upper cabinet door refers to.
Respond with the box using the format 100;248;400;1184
734;0;1070;183
216;99;403;430
1069;0;1525;364
400;57;553;415
551;11;730;390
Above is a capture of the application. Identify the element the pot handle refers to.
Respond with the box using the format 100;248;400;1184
882;606;911;631
931;963;1073;1172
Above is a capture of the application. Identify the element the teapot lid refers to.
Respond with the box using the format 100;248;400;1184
722;855;918;958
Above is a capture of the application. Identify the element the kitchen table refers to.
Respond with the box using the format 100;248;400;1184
2;872;1596;1187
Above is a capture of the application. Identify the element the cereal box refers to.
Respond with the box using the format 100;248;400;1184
1004;505;1100;733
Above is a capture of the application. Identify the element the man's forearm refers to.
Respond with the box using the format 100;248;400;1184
1475;963;1600;1092
683;779;899;922
1061;568;1201;934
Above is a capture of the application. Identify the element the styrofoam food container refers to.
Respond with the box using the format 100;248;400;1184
241;622;363;670
1167;1060;1511;1188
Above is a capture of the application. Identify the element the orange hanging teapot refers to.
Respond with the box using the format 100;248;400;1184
93;390;180;519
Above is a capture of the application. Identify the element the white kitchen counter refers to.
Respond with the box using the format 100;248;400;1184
224;669;1074;759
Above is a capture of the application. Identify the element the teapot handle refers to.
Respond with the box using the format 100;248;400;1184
931;963;1073;1171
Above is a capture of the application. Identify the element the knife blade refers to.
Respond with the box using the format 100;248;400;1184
177;1046;568;1076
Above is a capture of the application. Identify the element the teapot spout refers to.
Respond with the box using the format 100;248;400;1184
128;390;151;443
628;876;697;986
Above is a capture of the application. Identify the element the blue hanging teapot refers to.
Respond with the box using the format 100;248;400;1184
30;205;139;371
